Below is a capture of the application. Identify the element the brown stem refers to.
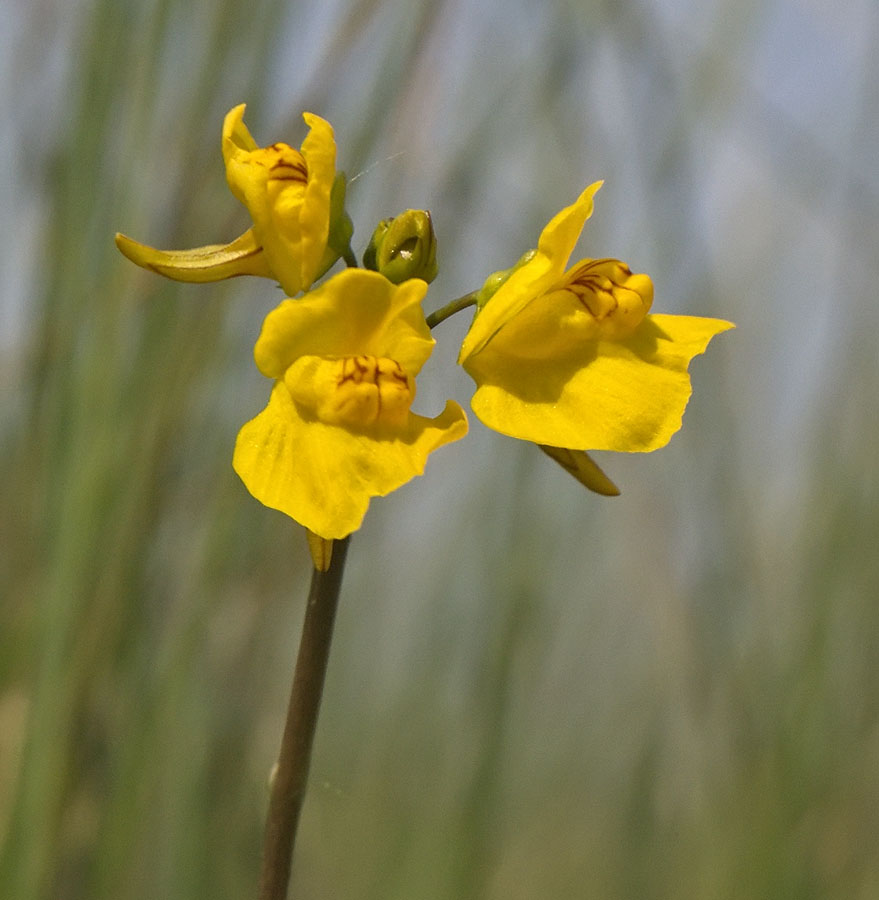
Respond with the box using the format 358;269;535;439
257;536;351;900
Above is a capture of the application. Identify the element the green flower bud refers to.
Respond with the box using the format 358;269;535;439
362;210;438;284
476;249;537;311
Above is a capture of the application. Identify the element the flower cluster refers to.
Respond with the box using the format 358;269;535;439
116;106;733;542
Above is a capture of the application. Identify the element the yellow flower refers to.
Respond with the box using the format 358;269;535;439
459;182;734;457
115;104;343;296
233;268;468;539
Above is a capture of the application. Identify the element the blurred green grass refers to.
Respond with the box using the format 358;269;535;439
2;0;879;898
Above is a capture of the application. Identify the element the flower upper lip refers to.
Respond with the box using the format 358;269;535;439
459;181;604;362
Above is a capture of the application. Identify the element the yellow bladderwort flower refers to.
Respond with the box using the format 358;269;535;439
458;182;733;491
234;268;468;539
115;104;351;296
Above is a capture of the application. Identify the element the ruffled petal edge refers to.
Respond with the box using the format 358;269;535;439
233;382;467;539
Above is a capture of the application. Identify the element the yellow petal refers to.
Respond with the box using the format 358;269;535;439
222;103;258;157
253;269;433;381
114;228;272;282
233;381;468;539
467;314;734;452
299;113;338;286
538;445;620;496
459;181;602;361
536;181;602;272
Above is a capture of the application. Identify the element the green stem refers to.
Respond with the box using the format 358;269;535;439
425;291;477;329
257;536;351;900
343;246;358;268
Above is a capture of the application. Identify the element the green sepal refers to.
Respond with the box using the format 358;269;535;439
315;172;355;279
475;249;537;311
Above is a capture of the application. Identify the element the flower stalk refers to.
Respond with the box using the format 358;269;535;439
257;536;350;900
425;291;477;329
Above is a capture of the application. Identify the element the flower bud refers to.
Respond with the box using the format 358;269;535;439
362;210;438;284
